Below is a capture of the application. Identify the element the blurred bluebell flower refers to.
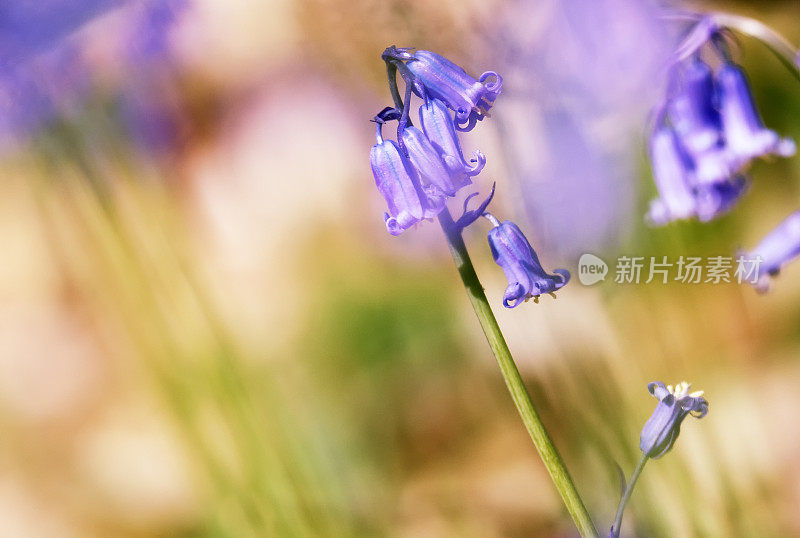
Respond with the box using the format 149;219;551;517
667;57;731;186
389;48;502;132
0;1;123;147
647;125;699;225
117;0;187;156
418;98;485;188
0;0;125;61
491;0;672;256
647;122;750;226
640;381;708;459
740;210;800;292
717;63;796;169
0;0;186;152
694;174;749;223
371;122;445;236
124;0;186;63
484;215;569;308
668;58;721;157
646;25;795;226
401;125;469;197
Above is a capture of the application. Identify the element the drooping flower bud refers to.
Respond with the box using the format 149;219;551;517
418;97;485;188
403;49;502;132
485;215;569;308
370;125;445;236
647;126;698;226
717;62;795;168
639;381;708;459
668;58;722;156
401;125;468;197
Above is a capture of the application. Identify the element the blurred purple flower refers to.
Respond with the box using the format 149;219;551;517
717;63;795;168
667;58;722;160
484;214;569;308
740;210;800;292
647;125;699;225
646;24;794;226
647;123;750;226
0;1;125;62
639;381;707;459
0;0;186;153
491;0;673;256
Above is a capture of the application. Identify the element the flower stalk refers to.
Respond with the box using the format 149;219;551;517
437;207;598;538
609;454;649;538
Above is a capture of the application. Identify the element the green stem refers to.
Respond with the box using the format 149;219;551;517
670;11;800;86
437;208;598;538
610;454;649;538
712;12;800;86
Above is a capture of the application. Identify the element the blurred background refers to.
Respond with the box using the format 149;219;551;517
3;0;800;536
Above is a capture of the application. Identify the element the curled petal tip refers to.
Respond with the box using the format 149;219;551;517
466;150;486;176
479;71;503;93
553;268;571;287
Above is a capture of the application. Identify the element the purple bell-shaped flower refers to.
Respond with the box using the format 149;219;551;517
402;49;502;132
717;62;795;169
647;126;698;226
418;97;485;190
370;122;445;236
485;215;569;308
401;125;467;197
639;381;708;459
740;209;800;292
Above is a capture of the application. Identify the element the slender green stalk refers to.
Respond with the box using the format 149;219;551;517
711;12;800;86
437;209;598;538
669;11;800;85
610;454;649;538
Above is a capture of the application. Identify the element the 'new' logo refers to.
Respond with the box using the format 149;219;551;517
578;254;608;285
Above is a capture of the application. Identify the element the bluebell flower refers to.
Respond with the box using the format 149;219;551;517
645;21;797;227
667;57;732;186
0;0;124;61
740;210;800;292
694;174;749;223
0;0;186;152
717;63;796;169
401;125;469;197
418;98;485;189
640;381;708;459
371;123;445;236
398;49;502;132
484;215;569;308
668;58;721;156
647;126;699;226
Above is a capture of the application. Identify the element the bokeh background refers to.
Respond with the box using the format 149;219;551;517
3;0;800;536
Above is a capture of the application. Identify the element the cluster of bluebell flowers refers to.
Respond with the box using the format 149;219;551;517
647;15;800;292
648;28;794;227
370;47;569;307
